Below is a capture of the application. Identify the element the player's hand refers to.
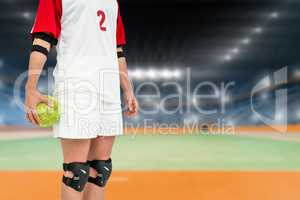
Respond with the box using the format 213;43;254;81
124;91;138;117
24;88;52;125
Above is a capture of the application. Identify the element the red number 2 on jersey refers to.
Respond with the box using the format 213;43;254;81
97;10;107;31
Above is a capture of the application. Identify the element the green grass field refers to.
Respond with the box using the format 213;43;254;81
1;135;300;170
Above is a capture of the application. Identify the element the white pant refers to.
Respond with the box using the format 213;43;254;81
53;90;123;139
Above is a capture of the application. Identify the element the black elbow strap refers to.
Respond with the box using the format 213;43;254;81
31;45;49;57
117;51;125;58
117;44;125;49
32;32;58;46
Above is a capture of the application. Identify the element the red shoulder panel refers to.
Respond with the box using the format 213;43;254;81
116;2;126;46
31;0;62;39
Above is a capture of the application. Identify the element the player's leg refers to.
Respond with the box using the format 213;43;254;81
82;136;115;200
60;139;91;200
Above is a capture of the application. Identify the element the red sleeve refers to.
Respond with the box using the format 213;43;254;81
31;0;62;39
116;3;126;46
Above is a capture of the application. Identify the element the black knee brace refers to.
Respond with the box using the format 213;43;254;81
87;158;112;187
62;162;90;192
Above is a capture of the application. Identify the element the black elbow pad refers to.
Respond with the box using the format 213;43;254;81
32;32;58;46
31;45;49;57
117;51;125;58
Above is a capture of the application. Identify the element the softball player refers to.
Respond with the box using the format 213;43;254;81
24;0;138;199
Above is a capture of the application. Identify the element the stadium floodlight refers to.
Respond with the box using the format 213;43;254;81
161;69;172;79
160;69;183;79
270;12;279;19
173;69;182;78
254;27;263;34
129;68;183;80
224;54;232;61
241;38;251;45
130;69;144;80
147;68;158;79
231;48;240;54
22;11;32;20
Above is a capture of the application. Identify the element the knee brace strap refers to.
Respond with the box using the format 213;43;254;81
62;162;90;192
88;158;112;187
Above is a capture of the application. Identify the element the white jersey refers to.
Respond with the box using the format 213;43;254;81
31;0;126;103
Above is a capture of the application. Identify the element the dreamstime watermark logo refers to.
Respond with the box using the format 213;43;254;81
12;66;289;135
